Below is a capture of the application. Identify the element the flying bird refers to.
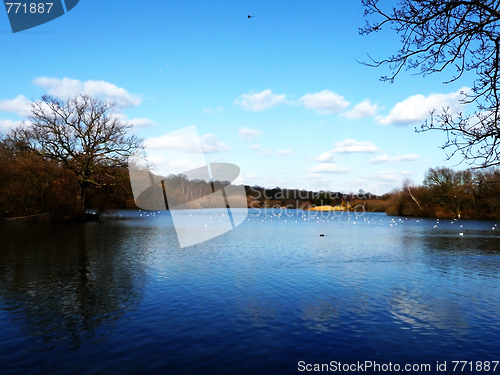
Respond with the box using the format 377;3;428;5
247;15;254;18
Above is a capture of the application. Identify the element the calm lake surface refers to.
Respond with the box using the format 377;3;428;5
1;209;500;374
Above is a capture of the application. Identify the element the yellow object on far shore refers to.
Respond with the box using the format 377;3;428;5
308;205;345;211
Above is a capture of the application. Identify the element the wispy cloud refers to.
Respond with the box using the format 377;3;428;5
145;133;230;153
377;88;468;126
112;113;155;129
315;150;336;163
239;127;263;140
332;139;379;153
0;81;149;132
306;173;333;186
200;134;231;153
369;154;419;164
247;144;271;155
234;89;287;111
307;163;351;174
127;118;155;129
341;100;378;119
0;95;31;117
300;90;350;114
0;119;24;132
370;169;413;184
276;149;294;156
203;107;224;114
145;155;202;175
33;77;142;108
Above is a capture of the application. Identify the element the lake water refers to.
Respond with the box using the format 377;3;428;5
1;209;500;374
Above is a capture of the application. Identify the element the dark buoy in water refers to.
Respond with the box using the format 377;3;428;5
319;234;325;237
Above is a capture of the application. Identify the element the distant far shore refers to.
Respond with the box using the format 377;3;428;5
2;166;499;221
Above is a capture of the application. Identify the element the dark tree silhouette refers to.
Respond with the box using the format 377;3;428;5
360;0;500;168
9;94;142;214
314;191;333;206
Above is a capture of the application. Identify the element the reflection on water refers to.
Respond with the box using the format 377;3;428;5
0;222;145;354
388;289;470;334
301;297;340;332
0;210;500;374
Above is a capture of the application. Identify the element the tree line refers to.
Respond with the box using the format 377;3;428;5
0;137;136;219
0;94;140;220
2;133;500;220
379;167;500;219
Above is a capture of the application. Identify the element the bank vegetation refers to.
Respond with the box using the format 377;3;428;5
2;138;498;221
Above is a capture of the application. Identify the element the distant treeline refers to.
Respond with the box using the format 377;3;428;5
1;142;499;219
246;168;500;219
245;186;374;210
379;167;500;220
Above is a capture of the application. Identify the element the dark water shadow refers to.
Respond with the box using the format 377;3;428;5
0;222;146;353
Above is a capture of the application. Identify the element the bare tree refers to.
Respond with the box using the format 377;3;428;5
360;0;500;168
9;94;142;215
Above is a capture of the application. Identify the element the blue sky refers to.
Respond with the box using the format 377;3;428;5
0;0;476;194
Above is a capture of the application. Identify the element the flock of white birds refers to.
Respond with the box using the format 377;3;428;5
134;209;499;237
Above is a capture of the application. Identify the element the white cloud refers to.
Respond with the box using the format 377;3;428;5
234;89;287;111
369;154;419;164
276;149;293;156
112;113;155;129
145;155;204;176
33;77;142;108
300;90;350;114
341;100;378;119
306;173;332;186
332;139;379;153
315;150;336;163
200;134;231;153
145;133;230;153
239;127;263;140
0;95;31;117
247;144;271;155
127;118;155;129
307;163;351;174
0;119;24;132
371;169;413;184
377;87;468;126
145;133;201;152
233;172;258;186
168;159;201;170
